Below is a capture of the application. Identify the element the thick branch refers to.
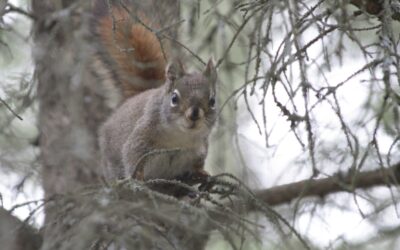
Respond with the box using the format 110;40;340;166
0;208;42;250
254;162;400;207
350;0;400;21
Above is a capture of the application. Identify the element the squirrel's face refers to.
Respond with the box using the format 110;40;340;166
166;74;216;132
162;59;218;134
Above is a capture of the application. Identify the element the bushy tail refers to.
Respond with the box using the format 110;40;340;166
93;0;167;99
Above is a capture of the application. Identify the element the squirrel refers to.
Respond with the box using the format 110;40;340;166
92;0;218;192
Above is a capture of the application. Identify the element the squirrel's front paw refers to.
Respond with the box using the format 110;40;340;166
178;169;215;192
177;169;210;185
192;169;210;180
197;172;215;192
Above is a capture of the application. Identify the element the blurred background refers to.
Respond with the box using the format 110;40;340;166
1;0;400;249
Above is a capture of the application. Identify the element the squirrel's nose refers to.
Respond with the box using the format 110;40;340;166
186;107;204;121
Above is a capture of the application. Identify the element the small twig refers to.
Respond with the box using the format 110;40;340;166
0;97;23;120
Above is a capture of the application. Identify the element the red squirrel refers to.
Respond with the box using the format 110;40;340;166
93;1;218;189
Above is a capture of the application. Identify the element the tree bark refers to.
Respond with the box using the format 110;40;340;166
221;162;400;214
31;0;179;249
254;162;400;206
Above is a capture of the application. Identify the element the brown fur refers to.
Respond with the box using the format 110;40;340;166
99;62;218;183
96;4;166;98
95;1;218;188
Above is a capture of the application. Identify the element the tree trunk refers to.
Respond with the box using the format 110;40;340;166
31;1;179;249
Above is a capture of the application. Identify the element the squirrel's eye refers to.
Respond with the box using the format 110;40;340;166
209;97;216;109
171;91;179;107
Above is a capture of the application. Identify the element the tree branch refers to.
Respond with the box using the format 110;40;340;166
350;0;400;21
253;162;400;208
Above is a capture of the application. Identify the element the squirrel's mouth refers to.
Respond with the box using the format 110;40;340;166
187;121;198;129
183;120;202;130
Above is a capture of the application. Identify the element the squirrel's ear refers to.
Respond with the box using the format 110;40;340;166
203;57;217;84
166;60;185;82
